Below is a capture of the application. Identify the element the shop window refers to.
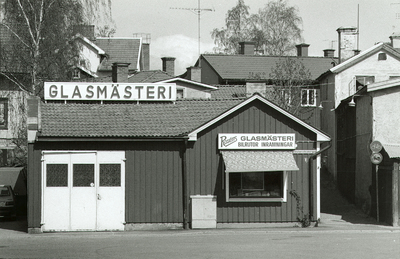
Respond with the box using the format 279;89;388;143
227;171;286;202
100;164;121;186
0;98;8;129
73;164;94;187
301;89;316;107
47;164;68;187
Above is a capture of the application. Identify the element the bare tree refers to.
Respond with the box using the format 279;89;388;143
211;0;303;55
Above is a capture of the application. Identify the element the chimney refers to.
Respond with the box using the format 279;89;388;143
323;49;335;58
27;96;41;143
186;66;201;82
73;25;95;41
296;43;310;57
390;33;400;48
112;62;130;83
337;26;358;63
239;42;255;55
141;43;150;71
161;57;175;76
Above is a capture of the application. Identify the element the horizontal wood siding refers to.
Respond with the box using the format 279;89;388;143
187;100;316;223
125;142;183;223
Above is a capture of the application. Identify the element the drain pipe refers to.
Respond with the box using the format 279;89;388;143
309;141;331;222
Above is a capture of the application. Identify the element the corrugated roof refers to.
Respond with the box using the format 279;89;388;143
95;38;141;72
39;99;242;138
202;54;337;80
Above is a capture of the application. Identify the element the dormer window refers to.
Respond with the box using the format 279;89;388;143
301;89;316;107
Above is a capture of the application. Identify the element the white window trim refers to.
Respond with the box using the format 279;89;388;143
225;171;288;203
301;89;316;107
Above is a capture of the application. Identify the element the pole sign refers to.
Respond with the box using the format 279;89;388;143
370;140;383;164
218;133;296;150
44;82;176;101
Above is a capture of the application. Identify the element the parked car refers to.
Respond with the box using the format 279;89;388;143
0;185;17;220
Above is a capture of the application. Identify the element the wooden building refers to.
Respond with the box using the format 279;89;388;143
27;82;330;233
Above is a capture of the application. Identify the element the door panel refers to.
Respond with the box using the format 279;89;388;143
42;155;70;231
70;153;97;230
96;152;125;231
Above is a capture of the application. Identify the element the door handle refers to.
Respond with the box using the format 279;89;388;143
97;194;101;200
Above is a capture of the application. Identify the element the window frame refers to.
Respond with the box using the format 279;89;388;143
300;89;316;107
225;171;288;202
0;98;8;129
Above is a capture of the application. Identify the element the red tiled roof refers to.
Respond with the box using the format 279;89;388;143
95;38;141;72
128;70;173;83
202;54;338;80
39;99;242;138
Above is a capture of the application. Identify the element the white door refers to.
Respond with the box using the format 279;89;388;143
70;153;97;230
42;151;125;231
96;152;125;231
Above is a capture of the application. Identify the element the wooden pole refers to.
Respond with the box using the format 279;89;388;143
393;162;399;226
376;164;379;222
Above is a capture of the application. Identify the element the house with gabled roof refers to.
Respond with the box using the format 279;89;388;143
316;42;400;202
27;87;330;233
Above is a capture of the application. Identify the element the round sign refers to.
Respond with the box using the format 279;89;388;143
370;152;383;165
370;141;383;153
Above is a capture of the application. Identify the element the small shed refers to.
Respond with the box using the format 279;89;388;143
27;84;330;233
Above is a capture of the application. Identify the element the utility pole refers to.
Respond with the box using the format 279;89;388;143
171;0;214;56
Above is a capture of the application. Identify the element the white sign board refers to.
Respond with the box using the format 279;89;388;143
218;133;296;150
44;82;176;101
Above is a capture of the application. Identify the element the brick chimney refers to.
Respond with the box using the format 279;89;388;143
141;43;150;71
112;62;130;83
296;43;310;57
186;66;201;82
337;26;358;63
161;57;175;76
239;42;255;55
323;49;335;58
73;25;95;41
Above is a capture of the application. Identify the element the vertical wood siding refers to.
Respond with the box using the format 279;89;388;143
187;100;316;223
125;142;183;223
27;144;42;229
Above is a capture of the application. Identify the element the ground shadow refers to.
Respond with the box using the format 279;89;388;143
0;216;28;232
320;169;381;225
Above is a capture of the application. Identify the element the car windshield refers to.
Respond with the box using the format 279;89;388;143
0;187;10;196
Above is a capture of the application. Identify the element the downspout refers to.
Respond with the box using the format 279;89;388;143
182;137;189;229
309;141;332;222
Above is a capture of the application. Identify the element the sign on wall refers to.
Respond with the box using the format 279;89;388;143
44;82;176;101
218;133;296;150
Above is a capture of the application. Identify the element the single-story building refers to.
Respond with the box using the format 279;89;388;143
27;82;330;233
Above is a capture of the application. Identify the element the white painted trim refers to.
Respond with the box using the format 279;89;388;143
188;94;331;142
367;78;400;92
75;34;106;55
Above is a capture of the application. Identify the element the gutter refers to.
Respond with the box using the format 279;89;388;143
309;141;332;222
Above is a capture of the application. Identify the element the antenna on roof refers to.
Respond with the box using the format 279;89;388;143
171;0;214;57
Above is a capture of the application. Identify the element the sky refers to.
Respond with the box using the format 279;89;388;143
111;0;400;75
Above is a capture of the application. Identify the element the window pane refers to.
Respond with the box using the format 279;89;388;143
73;164;94;187
100;164;121;187
229;171;283;198
301;90;308;105
308;90;315;105
47;164;68;187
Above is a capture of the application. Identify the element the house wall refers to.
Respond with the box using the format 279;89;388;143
319;73;336;180
77;39;102;75
334;51;400;108
200;58;221;85
176;81;212;99
186;99;318;222
355;96;373;214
